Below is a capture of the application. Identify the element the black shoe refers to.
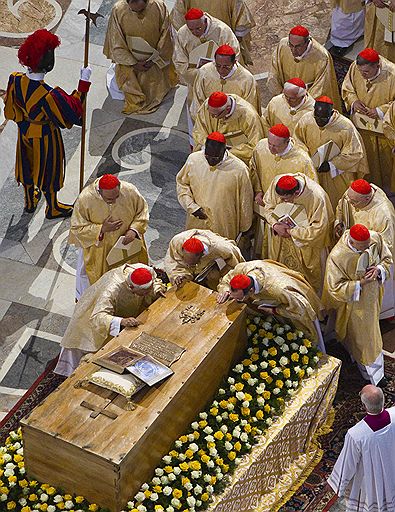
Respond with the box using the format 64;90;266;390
330;44;353;58
45;206;73;220
377;376;389;388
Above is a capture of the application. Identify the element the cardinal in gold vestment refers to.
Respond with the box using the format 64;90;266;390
191;55;260;119
323;226;392;385
342;49;395;190
176;132;253;240
267;26;341;111
217;260;324;343
263;173;334;293
170;0;255;65
69;175;149;295
173;12;239;96
294;98;368;209
55;265;166;376
364;2;395;64
262;78;314;136
193;92;263;164
164;229;245;288
250;125;318;203
103;0;173;114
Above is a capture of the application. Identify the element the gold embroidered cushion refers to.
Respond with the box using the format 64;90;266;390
89;369;145;399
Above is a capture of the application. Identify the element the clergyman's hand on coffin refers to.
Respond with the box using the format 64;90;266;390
318;161;330;173
257;305;275;315
193;208;208;220
217;291;230;304
174;275;189;288
120;317;140;328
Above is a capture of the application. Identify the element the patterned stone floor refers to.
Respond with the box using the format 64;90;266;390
0;2;394;509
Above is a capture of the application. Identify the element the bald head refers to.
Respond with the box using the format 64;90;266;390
360;385;385;414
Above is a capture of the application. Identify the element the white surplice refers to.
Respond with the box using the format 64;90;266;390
328;407;395;512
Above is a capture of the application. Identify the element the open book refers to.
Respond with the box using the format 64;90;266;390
106;236;142;266
352;112;384;134
376;2;395;33
272;202;309;228
311;140;340;168
189;40;219;68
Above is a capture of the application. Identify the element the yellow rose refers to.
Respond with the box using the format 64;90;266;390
228;451;236;460
19;479;29;488
64;495;72;501
268;360;276;368
249;324;257;332
88;505;98;512
266;332;274;339
214;431;224;440
207;441;215;448
169;450;178;457
179;462;189;471
299;369;305;379
286;332;295;340
210;407;218;416
0;486;8;494
28;495;38;502
256;410;264;420
181;476;190;485
47;487;56;496
75;497;84;504
57;503;65;510
302;355;309;365
241;407;250;416
7;502;16;510
172;489;183;499
201;454;210;463
266;376;273;384
260;371;268;379
225;433;232;441
241;372;251;380
21;507;31;512
164;465;173;473
222;464;230;473
8;476;17;483
291;353;299;362
234;441;241;451
40;504;48;511
283;368;291;378
228;397;237;405
155;506;164;511
268;347;277;356
234;382;244;391
179;435;188;443
211;476;217;484
13;454;23;463
215;458;224;466
219;400;228;409
198;420;207;428
244;424;252;433
244;393;252;401
275;380;284;389
189;461;201;471
153;485;162;493
264;404;271;413
263;391;271;400
251;354;259;362
144;490;151;498
303;339;312;348
18;462;24;469
185;449;194;459
229;413;239;422
201;493;209;502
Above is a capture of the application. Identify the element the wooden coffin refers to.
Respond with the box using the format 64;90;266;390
21;282;247;511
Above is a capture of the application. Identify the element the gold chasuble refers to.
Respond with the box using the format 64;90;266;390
323;231;392;365
218;260;323;341
61;265;166;353
335;185;395;257
342;57;395;190
267;37;342;111
69;179;149;286
103;0;173;114
294;110;369;208
250;139;318;194
176;150;253;240
193;94;264;164
170;0;255;64
173;14;240;97
164;229;245;284
263;173;334;292
191;62;261;119
364;2;395;63
262;93;315;137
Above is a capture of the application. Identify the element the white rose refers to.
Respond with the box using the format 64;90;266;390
155;467;164;475
19;499;27;506
216;415;223;422
188;434;195;442
203;426;213;434
47;506;56;512
3;454;12;462
235;391;245;401
135;492;146;502
260;361;268;369
166;507;174;512
280;344;289;352
9;481;16;488
275;336;284;346
285;380;292;388
220;425;228;433
187;496;196;507
224;441;233;451
294;366;301;373
263;322;271;330
65;501;74;509
257;396;265;406
246;443;252;449
297;331;304;338
19;467;26;474
313;356;319;363
199;412;208;420
173;467;181;475
240;433;248;442
5;463;15;470
40;494;49;502
137;505;147;512
53;496;63;503
299;346;308;354
271;367;281;375
178;453;186;461
150;493;159;501
189;443;199;452
241;420;248;426
163;486;172;496
276;327;284;335
248;378;257;386
204;474;211;483
279;356;289;366
171;499;181;508
207;485;214;493
242;400;250;408
234;364;243;373
0;494;7;502
193;484;203;495
184;482;193;491
162;455;172;464
293;381;299;388
4;468;14;477
232;429;240;438
152;477;161;485
216;473;224;481
191;422;199;430
273;387;280;395
306;367;314;376
160;476;169;484
266;418;273;426
168;473;176;481
209;448;218;457
262;350;268;358
228;377;235;384
247;328;252;336
218;388;226;394
141;483;149;491
249;364;258;372
229;385;236;392
235;458;241;465
288;389;295;396
191;470;201;479
207;460;215;468
16;448;23;456
222;412;229;419
290;343;299;351
262;337;269;346
175;441;182;449
205;435;214;443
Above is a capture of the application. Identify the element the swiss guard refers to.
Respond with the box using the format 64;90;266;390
4;29;91;219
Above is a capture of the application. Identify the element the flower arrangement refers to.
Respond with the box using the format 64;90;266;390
0;315;321;512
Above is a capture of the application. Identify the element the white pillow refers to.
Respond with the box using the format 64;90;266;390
89;369;145;399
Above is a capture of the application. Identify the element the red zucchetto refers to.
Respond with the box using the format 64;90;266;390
129;268;154;289
230;274;251;290
351;179;372;195
185;8;204;20
269;124;290;139
289;25;309;37
277;175;298;191
98;174;120;190
285;77;306;89
315;96;334;104
358;48;380;63
350;224;370;241
182;238;204;253
208;91;228;108
207;131;226;144
215;45;236;57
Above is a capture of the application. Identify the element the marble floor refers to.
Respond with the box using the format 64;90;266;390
0;1;393;510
